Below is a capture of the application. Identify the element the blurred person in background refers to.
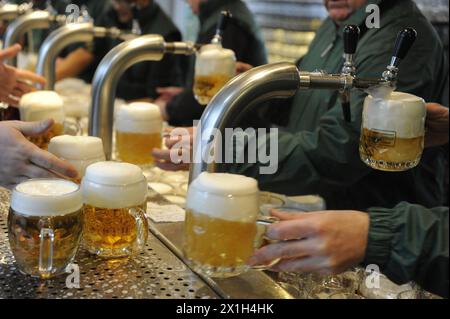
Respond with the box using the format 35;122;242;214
155;0;268;126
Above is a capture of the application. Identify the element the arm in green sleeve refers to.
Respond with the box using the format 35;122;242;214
364;202;449;298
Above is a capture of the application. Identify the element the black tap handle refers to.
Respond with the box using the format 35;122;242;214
392;27;417;60
216;11;232;36
343;25;360;55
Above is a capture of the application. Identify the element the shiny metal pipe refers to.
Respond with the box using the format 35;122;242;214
3;11;56;66
0;3;31;22
189;62;301;182
89;34;195;158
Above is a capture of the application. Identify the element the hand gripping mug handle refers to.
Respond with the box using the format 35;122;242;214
252;216;280;270
130;207;148;253
39;227;55;276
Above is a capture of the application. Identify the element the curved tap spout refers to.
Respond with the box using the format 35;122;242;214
3;10;56;66
36;23;98;90
189;62;301;182
89;35;195;159
0;3;26;21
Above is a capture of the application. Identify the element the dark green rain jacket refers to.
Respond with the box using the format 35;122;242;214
365;202;449;298
231;0;449;211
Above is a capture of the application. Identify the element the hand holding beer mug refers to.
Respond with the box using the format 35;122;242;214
116;102;163;165
183;173;278;278
193;44;236;106
81;162;148;258
48;135;106;183
8;179;83;278
360;91;426;171
19;91;79;150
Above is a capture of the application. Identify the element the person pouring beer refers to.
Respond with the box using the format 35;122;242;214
153;0;449;212
155;0;268;126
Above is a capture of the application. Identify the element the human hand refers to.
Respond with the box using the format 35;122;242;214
0;120;78;189
156;86;184;104
152;126;195;171
0;44;46;106
249;209;369;275
236;62;254;74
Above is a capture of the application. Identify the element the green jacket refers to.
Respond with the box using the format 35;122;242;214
231;0;449;211
364;202;449;298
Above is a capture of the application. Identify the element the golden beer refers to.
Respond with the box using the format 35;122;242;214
8;179;83;278
184;210;256;268
360;128;424;171
183;172;261;278
116;131;161;165
194;44;236;105
115;102;162;166
83;204;148;254
81;161;148;258
193;74;234;106
28;122;64;150
360;92;426;172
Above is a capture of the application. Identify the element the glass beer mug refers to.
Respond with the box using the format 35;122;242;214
183;172;278;278
48;135;106;184
19;90;79;150
360;92;426;171
81;161;148;258
115;102;163;165
193;44;236;105
8;179;83;279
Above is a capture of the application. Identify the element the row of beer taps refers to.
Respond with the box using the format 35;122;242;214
1;1;417;182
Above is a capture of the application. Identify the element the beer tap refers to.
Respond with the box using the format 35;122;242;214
189;27;418;182
340;25;360;122
36;22;139;90
89;35;196;159
211;11;232;45
382;27;418;86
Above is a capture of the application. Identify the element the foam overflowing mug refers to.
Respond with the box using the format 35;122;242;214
193;44;236;105
19;91;80;150
183;172;278;278
48;135;106;183
360;91;426;172
115;102;163;165
8;179;83;279
81;162;148;258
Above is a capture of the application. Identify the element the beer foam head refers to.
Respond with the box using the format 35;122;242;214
48;136;105;176
196;44;236;76
82;161;147;209
116;102;162;134
363;92;426;138
186;172;259;222
11;179;82;217
19;91;65;123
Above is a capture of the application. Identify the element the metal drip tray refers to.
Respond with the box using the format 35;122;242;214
0;188;219;299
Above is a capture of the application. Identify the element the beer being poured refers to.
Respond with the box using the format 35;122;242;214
193;11;236;105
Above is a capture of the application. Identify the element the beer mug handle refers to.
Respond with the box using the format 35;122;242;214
39;228;55;276
130;208;147;252
252;216;280;270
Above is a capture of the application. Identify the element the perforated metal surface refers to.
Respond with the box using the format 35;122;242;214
0;188;219;299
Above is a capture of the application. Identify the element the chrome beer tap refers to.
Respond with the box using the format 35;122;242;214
0;1;33;23
189;27;418;182
211;11;232;45
36;22;138;90
89;35;196;159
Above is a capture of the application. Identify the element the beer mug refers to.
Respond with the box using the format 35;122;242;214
19;90;79;150
360;92;426;171
115;102;163;165
193;44;236;105
183;172;278;278
8;179;83;279
81;161;148;258
48;135;106;184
